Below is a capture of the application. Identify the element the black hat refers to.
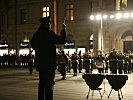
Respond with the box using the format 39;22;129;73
38;16;51;23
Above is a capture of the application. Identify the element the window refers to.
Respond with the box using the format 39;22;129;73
65;4;74;21
116;0;127;10
121;0;127;10
42;7;50;17
20;9;28;24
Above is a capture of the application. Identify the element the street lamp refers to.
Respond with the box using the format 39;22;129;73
123;12;129;18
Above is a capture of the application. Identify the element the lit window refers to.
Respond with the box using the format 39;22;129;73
121;0;127;10
43;7;50;17
65;4;74;21
116;0;127;10
116;0;120;10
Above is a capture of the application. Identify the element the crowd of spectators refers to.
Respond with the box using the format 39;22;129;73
0;53;34;68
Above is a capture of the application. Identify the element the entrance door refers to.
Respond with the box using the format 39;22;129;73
123;41;133;53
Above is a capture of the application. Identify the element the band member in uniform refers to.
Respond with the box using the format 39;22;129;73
117;51;124;74
105;54;109;73
27;50;34;75
95;50;105;73
123;53;129;74
128;50;133;73
71;52;79;76
83;52;91;73
78;50;83;73
59;51;68;80
108;49;118;74
66;51;71;73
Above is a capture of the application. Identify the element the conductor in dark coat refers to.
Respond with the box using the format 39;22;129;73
30;16;66;100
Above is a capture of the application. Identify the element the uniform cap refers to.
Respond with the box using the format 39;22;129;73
38;16;51;23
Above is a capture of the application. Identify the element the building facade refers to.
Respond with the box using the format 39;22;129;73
0;0;133;55
91;0;133;54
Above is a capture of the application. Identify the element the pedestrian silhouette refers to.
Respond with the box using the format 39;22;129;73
30;16;66;100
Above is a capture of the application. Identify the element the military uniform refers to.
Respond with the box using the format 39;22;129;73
71;53;79;76
59;51;68;80
95;51;105;73
83;53;91;73
117;53;124;74
31;16;66;100
123;55;129;74
78;51;83;73
108;51;118;74
128;55;133;73
105;54;109;73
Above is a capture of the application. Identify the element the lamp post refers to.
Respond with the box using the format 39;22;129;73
90;14;105;51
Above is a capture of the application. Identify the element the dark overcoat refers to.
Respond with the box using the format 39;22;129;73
31;26;66;72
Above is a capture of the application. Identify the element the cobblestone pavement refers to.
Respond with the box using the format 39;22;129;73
0;68;133;100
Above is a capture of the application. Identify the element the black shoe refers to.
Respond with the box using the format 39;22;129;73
73;74;77;76
29;72;32;75
61;77;66;80
79;71;82;73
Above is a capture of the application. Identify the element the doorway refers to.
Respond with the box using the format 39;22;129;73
123;41;133;53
